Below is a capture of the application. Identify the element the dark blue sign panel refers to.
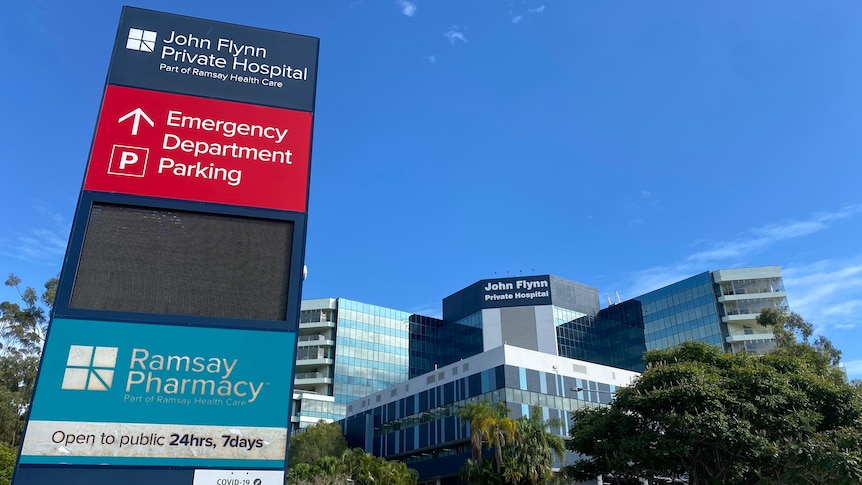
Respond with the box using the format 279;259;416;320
108;7;319;112
443;275;553;321
479;276;552;307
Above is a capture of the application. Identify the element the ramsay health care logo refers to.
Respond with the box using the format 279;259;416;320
61;345;119;391
126;28;157;52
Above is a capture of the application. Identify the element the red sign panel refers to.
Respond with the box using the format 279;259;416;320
84;85;312;212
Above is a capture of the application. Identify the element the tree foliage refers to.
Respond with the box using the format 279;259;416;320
503;405;566;485
287;420;348;469
286;448;417;485
286;421;416;485
0;275;56;357
458;400;494;464
566;310;862;485
0;274;56;447
460;402;566;485
458;400;517;474
0;442;14;485
757;307;842;366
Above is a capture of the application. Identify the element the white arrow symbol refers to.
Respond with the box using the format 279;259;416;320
118;108;155;136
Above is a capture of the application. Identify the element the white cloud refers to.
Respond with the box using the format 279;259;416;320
616;205;862;305
782;257;862;332
17;229;67;259
3;206;70;264
410;304;442;319
685;205;862;265
841;359;862;379
425;55;436;64
395;0;416;17
444;27;468;44
510;5;545;24
621;265;701;300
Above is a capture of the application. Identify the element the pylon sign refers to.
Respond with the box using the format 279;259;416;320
13;7;318;485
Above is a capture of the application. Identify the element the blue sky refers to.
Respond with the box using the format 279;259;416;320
2;1;861;375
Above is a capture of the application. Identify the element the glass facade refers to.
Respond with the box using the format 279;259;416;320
291;394;341;426
620;272;725;352
408;314;483;378
557;300;646;372
344;364;614;462
408;314;447;379
556;269;787;363
555;272;729;372
332;299;412;406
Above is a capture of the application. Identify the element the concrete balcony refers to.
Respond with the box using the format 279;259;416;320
725;328;774;344
295;358;334;367
299;321;336;330
294;371;332;385
297;335;335;347
718;291;786;303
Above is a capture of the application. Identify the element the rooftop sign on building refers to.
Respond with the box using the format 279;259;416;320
443;275;554;321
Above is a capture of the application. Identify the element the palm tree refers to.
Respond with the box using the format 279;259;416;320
483;402;518;474
458;400;496;464
458;400;518;472
504;405;566;485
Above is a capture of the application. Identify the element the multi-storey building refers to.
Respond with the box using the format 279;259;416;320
343;345;638;484
336;267;789;483
583;266;787;361
712;266;787;354
292;298;412;433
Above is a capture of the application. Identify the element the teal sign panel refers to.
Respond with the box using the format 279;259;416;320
19;318;295;468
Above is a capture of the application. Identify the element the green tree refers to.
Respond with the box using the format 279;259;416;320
757;307;843;366
460;401;566;485
0;275;57;357
458;400;495;464
290;448;417;485
460;458;499;485
0;442;15;485
285;461;351;485
458;400;517;476
483;402;517;474
503;405;566;485
287;420;348;469
566;311;862;485
0;274;57;446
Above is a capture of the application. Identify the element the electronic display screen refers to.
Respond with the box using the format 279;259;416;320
70;203;292;321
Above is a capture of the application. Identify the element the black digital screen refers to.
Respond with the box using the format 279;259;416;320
70;203;292;320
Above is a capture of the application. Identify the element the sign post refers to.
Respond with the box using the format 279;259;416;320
13;7;318;485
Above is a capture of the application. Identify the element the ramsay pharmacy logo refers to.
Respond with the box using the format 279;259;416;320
61;345;119;391
126;28;157;52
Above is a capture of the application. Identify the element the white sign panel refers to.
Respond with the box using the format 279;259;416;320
193;469;284;485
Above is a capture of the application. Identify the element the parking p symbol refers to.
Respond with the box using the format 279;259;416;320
108;145;149;178
119;151;139;170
